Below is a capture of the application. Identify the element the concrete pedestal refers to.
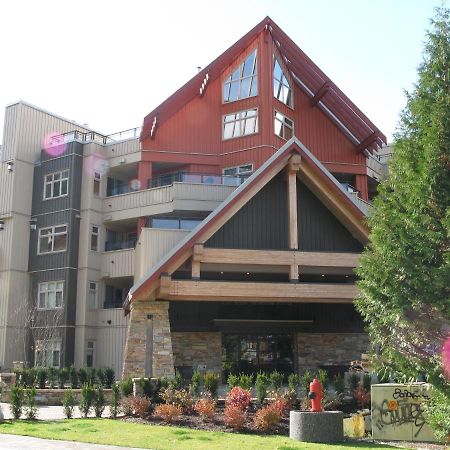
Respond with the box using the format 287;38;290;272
290;410;344;443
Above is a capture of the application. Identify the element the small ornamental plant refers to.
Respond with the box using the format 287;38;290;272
255;372;269;405
120;396;134;416
353;385;371;409
120;377;133;397
24;388;38;420
154;403;182;423
110;383;120;419
193;395;216;422
79;383;95;418
62;388;76;419
203;372;220;398
9;385;24;419
254;404;281;431
131;396;151;418
226;386;252;410
104;368;115;389
94;385;106;418
190;369;202;399
224;404;246;430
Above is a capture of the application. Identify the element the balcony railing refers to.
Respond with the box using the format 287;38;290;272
106;185;139;197
48;127;141;147
104;239;136;252
148;172;249;189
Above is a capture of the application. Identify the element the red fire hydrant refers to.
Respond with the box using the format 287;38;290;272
308;378;323;412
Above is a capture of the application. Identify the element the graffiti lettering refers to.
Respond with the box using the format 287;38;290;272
392;388;430;401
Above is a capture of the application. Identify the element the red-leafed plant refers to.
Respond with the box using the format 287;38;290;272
353;385;371;409
268;398;288;417
194;397;216;422
224;404;246;430
254;405;282;431
226;386;252;410
154;403;182;423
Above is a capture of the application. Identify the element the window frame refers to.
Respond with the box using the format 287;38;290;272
37;224;68;255
35;339;62;368
274;110;294;141
222;108;259;141
88;281;98;310
93;171;101;196
223;49;258;104
86;340;96;368
273;55;294;109
37;280;64;310
43;170;69;201
90;225;100;252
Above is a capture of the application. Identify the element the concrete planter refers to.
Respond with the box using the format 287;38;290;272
290;410;344;443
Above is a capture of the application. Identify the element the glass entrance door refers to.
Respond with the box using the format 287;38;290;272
222;334;294;378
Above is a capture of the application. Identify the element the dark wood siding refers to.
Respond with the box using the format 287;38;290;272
297;179;363;252
206;172;288;250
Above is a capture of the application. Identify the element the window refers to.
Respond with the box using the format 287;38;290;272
91;226;99;251
44;170;69;200
93;171;101;196
88;282;98;309
86;340;96;368
38;225;68;254
151;217;203;230
104;285;126;309
223;49;258;102
222;164;253;177
223;109;258;140
38;281;64;309
274;111;294;140
273;57;293;107
35;340;61;368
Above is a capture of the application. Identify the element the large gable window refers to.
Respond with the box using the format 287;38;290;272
223;50;258;103
274;111;294;140
273;57;293;107
223;109;258;140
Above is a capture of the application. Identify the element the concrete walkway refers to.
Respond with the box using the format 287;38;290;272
0;434;145;449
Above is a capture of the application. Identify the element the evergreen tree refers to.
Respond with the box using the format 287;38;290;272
356;7;450;396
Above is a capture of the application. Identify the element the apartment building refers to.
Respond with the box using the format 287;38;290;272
0;17;389;378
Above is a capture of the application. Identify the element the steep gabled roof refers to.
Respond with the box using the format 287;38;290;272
125;137;370;311
141;16;386;153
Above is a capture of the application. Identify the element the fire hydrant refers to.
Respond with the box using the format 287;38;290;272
308;378;323;412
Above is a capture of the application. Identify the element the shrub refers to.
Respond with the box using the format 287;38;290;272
226;386;251;410
139;378;153;399
348;373;360;392
24;387;38;420
62;388;76;419
353;385;370;409
255;372;269;405
120;396;134;416
132;396;152;418
333;374;345;394
48;367;58;388
58;367;69;389
9;385;24;419
363;374;372;392
94;385;106;418
169;370;183;389
193;396;216;422
120;376;133;397
78;368;88;386
110;383;120;419
269;370;284;392
69;366;78;389
190;369;202;398
288;373;299;393
227;373;239;390
300;370;314;394
87;368;97;386
203;372;220;398
238;373;254;390
154;403;182;423
424;389;450;442
97;368;106;388
79;383;95;418
316;369;329;389
254;404;281;431
160;387;193;412
268;397;288;417
36;368;47;389
105;368;115;389
224;405;246;430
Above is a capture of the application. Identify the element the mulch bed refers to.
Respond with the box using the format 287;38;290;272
121;404;289;435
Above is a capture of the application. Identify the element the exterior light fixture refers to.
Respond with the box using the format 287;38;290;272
6;162;13;172
0;220;4;230
30;219;37;230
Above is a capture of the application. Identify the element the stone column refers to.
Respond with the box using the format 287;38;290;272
122;301;175;379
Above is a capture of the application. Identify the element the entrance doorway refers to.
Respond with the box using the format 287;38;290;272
222;334;294;378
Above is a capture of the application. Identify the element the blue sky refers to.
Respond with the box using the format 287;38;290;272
0;0;444;143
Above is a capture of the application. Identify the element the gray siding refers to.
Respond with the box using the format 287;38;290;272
206;172;288;250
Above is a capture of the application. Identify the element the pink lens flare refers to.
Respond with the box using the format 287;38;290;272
130;179;141;191
443;337;450;380
43;132;67;157
84;153;109;178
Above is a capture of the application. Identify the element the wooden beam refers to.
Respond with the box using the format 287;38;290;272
357;132;379;152
310;82;330;106
159;274;172;297
159;279;357;303
289;264;299;282
199;248;360;268
287;154;300;250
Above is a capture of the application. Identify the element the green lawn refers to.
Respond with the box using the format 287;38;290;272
0;419;403;450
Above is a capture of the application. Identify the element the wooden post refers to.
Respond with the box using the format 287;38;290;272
287;154;301;282
192;244;204;280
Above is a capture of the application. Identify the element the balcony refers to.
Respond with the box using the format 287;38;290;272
104;239;136;252
148;172;248;189
103;182;236;222
102;249;135;279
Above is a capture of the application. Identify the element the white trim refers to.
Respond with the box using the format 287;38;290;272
222;108;259;140
37;224;68;255
43;169;69;201
37;280;64;310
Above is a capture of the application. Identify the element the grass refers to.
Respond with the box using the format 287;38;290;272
0;419;403;450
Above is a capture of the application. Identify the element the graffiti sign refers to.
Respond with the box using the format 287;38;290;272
371;383;437;442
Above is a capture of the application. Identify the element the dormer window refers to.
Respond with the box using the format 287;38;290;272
273;56;293;107
223;50;258;103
